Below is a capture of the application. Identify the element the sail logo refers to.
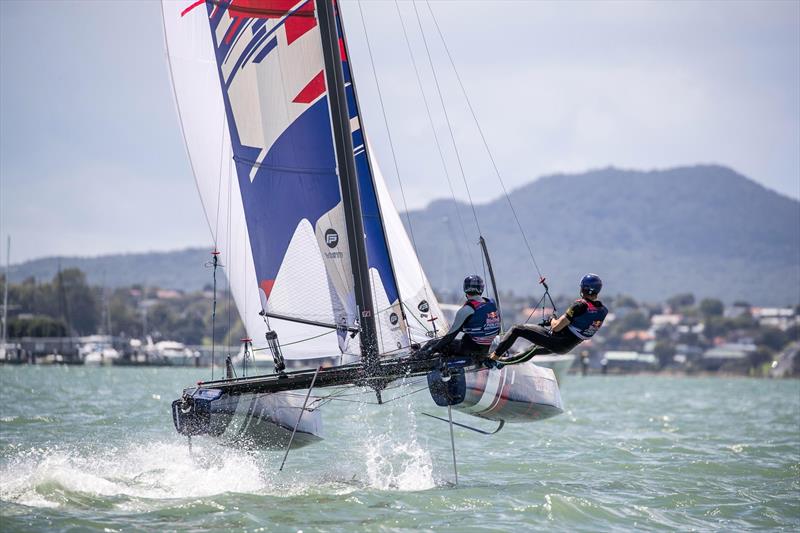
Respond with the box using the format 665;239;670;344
418;300;430;313
389;312;399;326
325;229;339;248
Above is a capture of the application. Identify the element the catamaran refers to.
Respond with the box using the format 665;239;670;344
162;0;563;454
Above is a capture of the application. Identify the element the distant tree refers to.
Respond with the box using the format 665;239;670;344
8;316;68;337
57;268;98;335
703;316;731;339
731;313;756;329
654;326;674;342
149;303;175;331
109;290;140;338
699;298;724;317
785;324;799;344
653;341;676;369
222;318;246;346
748;348;773;369
615;294;638;309
667;293;695;310
756;327;789;352
612;310;650;333
173;312;206;345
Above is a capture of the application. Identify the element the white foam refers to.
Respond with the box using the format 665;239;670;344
0;440;268;508
359;383;436;492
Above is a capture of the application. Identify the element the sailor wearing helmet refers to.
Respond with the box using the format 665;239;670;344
414;275;501;359
488;274;608;367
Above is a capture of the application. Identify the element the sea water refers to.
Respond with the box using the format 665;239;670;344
1;366;798;532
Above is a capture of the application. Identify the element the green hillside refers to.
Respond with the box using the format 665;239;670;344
9;165;799;305
405;165;799;305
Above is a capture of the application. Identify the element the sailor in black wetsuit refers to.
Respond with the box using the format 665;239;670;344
415;275;501;360
488;274;608;367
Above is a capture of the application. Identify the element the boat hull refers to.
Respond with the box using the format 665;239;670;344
532;353;576;384
445;363;563;422
172;388;322;449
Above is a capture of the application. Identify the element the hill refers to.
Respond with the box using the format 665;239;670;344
7;165;799;305
406;165;799;305
7;248;220;293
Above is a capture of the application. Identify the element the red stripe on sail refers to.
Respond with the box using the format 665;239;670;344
225;1;316;44
224;16;245;44
260;279;276;299
292;70;325;103
181;0;205;17
229;0;313;19
285;16;316;45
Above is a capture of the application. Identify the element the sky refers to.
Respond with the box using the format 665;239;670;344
1;0;798;264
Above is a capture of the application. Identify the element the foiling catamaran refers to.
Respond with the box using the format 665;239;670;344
162;0;563;461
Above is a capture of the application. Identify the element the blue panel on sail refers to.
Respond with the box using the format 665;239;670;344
204;0;343;305
334;3;400;306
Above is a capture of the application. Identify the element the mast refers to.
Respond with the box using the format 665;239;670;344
333;4;407;326
316;0;379;373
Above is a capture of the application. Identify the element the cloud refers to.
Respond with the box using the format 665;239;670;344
1;0;798;263
3;160;209;263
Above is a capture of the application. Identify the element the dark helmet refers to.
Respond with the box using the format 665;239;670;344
580;273;603;296
463;275;485;296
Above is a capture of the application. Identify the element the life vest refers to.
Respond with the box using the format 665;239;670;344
567;298;608;340
462;298;501;346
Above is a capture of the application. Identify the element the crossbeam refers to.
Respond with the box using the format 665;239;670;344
193;355;450;396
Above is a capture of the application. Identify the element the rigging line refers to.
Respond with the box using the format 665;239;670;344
240;150;249;372
317;376;428;399
305;387;354;410
306;381;417;410
524;292;548;324
355;0;431;305
400;301;433;334
411;0;482;238
279;365;321;471
309;377;430;408
424;1;544;280
314;384;431;407
213;113;226;247
393;0;476;272
251;329;335;351
226;143;233;351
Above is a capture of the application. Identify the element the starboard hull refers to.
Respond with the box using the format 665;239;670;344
532;354;576;384
430;363;563;422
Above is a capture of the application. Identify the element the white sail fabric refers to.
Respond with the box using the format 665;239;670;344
162;0;356;359
367;144;449;343
163;0;445;360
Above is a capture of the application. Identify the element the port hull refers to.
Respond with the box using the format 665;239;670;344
172;388;322;449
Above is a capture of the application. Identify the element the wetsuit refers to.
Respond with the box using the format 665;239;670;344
494;298;607;365
417;297;501;358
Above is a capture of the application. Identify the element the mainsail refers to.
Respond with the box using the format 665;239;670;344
162;0;445;362
165;1;564;452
